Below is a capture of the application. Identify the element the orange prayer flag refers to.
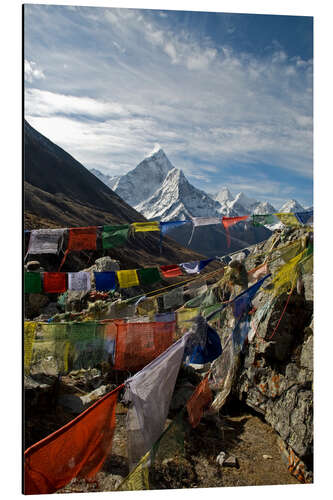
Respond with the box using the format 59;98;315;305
24;385;123;495
222;216;249;247
186;375;212;428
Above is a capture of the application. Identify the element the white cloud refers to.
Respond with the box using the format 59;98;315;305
24;60;45;83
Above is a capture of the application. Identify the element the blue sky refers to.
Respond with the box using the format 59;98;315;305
24;4;313;209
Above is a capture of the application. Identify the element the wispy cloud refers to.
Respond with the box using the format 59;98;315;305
24;5;313;205
24;60;45;83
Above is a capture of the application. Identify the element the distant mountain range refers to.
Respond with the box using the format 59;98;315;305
90;149;306;220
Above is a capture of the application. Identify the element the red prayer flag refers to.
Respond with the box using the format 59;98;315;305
68;227;97;251
222;216;249;247
24;385;123;495
160;264;183;278
58;227;97;271
186;375;212;428
43;272;67;293
113;320;176;371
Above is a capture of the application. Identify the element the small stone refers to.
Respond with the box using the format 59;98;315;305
25;261;40;271
263;454;273;460
223;455;238;468
216;451;226;466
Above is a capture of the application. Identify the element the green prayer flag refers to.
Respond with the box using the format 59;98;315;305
68;322;106;371
102;225;130;249
24;272;42;293
252;214;276;227
137;267;161;286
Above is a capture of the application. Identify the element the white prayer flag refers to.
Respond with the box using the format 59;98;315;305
27;229;65;255
192;217;221;227
68;271;91;291
125;332;190;470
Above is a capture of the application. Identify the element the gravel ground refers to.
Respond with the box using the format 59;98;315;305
57;405;301;494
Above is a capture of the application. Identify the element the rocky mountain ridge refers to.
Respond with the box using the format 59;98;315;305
91;149;306;220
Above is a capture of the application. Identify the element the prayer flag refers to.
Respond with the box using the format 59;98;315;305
24;385;123;495
181;258;213;274
154;312;176;323
102;225;130;249
247;262;269;285
58;227;97;271
24;272;42;294
24;322;37;374
176;307;200;335
94;271;116;291
113;320;176;371
160;264;183;278
43;272;67;294
180;261;200;274
107;301;136;319
186;375;212;428
124;332;190;470
137;267;161;285
209;341;235;412
295;210;313;225
232;274;271;320
275;213;300;227
68;271;91;291
163;286;184;309
188;324;222;364
132;222;160;232
252;214;277;227
160;220;189;234
117;452;150;491
222;215;249;247
192;217;221;226
117;269;139;288
67;227;97;251
27;229;65;255
136;297;159;318
232;316;251;353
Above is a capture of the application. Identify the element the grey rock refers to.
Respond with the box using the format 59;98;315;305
300;335;313;372
170;382;196;411
58;394;84;414
94;256;120;272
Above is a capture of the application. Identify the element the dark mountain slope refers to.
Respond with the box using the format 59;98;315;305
23;121;206;269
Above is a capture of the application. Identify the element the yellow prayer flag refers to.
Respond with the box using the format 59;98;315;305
117;269;140;288
132;222;160;232
176;307;200;335
24;321;37;374
275;213;300;227
268;249;307;296
117;452;150;491
137;297;158;318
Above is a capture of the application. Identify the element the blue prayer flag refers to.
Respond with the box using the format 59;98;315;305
94;272;116;291
232;274;271;319
294;211;313;225
232;317;251;353
160;220;190;234
188;324;222;364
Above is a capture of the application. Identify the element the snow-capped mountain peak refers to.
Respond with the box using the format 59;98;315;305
135;167;221;221
279;199;305;213
105;148;174;207
215;186;234;205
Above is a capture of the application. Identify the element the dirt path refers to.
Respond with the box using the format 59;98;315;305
58;405;300;493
